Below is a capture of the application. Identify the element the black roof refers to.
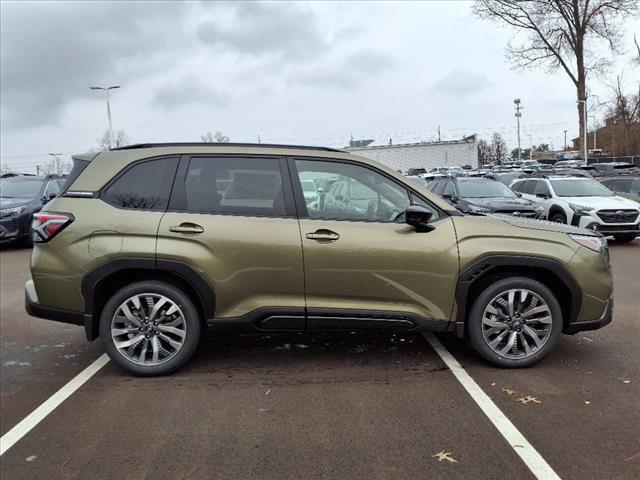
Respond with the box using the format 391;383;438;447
112;142;343;153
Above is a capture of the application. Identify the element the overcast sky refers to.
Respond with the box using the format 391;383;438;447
1;1;638;172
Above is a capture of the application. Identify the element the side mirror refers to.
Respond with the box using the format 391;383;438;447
442;193;458;203
44;192;57;201
536;193;550;199
405;205;434;232
515;192;523;197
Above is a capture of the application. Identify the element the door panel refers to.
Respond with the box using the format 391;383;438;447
157;155;305;321
157;214;304;319
298;217;459;322
292;158;459;325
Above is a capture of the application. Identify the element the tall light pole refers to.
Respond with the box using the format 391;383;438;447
588;115;597;150
48;153;63;175
577;99;588;162
514;99;523;161
528;134;533;160
90;85;121;149
563;129;567;151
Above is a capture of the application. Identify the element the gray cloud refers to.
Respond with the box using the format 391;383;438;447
431;69;494;96
197;2;328;61
0;1;190;130
154;74;229;109
290;49;394;89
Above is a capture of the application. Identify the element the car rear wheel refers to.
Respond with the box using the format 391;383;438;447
613;234;637;243
468;277;562;368
100;281;201;376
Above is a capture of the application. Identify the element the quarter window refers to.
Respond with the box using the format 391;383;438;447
185;157;286;216
103;157;178;210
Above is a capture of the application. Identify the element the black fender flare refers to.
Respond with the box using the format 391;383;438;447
453;255;581;337
81;257;215;340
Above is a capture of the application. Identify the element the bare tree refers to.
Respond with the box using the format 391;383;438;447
634;34;640;65
490;132;508;164
0;163;15;175
474;0;638;156
97;129;130;150
477;139;492;165
41;157;73;175
603;74;640;155
201;131;230;143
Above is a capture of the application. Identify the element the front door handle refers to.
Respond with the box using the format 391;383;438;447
306;229;340;242
169;223;204;235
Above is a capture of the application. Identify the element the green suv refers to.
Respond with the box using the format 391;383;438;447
25;144;613;375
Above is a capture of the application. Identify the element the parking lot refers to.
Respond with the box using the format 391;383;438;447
0;241;638;479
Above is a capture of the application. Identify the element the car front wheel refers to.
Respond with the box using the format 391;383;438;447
468;277;562;368
99;281;202;376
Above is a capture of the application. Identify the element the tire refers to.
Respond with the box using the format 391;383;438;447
468;277;563;368
99;280;202;376
549;211;567;224
613;234;637;243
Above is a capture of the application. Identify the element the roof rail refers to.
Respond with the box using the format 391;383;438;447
111;142;344;153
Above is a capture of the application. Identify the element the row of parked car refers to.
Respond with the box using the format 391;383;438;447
0;173;68;246
405;163;640;243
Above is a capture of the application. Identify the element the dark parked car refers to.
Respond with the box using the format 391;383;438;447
600;176;640;202
428;176;544;218
484;170;529;186
0;174;67;246
583;163;640;179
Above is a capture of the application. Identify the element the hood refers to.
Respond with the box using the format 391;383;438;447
497;216;592;235
560;195;640;210
462;197;538;210
0;197;34;210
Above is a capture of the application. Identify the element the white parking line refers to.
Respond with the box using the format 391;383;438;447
0;353;110;456
422;332;561;480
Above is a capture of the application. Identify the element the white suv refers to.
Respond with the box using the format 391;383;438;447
510;175;640;243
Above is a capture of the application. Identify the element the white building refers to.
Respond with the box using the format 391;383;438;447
345;135;478;172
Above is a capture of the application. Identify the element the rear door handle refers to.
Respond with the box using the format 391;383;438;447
169;223;204;235
306;229;340;242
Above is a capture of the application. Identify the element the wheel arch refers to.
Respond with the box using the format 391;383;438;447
453;255;581;338
548;204;568;221
81;258;215;340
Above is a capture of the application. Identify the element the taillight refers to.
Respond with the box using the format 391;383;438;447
32;212;74;243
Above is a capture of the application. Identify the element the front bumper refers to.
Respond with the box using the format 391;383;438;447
0;213;31;241
571;213;640;237
565;297;613;334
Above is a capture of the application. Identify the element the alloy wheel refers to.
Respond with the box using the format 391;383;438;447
481;288;553;360
110;293;186;366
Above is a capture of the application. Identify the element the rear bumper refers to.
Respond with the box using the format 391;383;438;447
565;297;613;334
25;279;94;337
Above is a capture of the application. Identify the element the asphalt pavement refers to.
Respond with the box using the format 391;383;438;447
1;241;638;479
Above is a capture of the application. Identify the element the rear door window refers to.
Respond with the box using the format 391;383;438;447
184;157;287;217
102;157;179;210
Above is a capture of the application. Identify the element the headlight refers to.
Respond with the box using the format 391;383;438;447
569;203;594;215
0;206;26;218
569;234;607;254
467;203;492;213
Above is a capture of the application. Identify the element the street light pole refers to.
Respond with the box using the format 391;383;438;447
528;134;533;160
90;85;121;149
563;130;567;151
514;99;522;161
588;115;597;150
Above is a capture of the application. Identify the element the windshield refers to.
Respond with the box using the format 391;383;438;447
0;178;44;198
301;180;316;192
458;181;517;198
550;179;613;197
